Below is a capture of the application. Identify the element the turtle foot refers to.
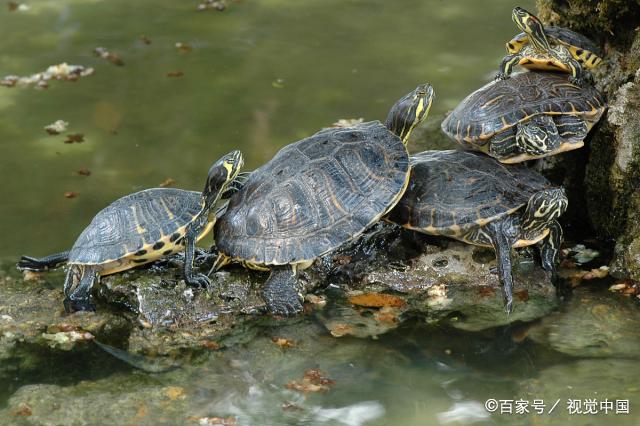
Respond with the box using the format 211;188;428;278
64;297;96;313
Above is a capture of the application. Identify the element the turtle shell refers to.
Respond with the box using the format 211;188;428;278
511;26;602;58
215;121;409;266
441;71;605;145
387;150;552;237
69;188;203;265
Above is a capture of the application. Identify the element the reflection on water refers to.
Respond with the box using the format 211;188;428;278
0;0;532;257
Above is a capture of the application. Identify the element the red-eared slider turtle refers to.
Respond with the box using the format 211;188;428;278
387;150;568;313
441;71;605;163
497;7;603;85
213;84;435;316
21;151;244;312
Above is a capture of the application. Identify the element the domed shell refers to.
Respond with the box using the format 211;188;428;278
387;150;552;236
441;71;605;144
69;188;203;264
215;121;409;265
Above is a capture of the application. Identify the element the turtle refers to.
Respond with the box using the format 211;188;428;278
386;149;568;313
441;71;605;163
496;7;603;85
23;150;244;313
17;172;250;273
212;83;435;316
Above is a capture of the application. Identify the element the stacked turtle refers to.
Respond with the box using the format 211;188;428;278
18;7;605;316
386;7;605;312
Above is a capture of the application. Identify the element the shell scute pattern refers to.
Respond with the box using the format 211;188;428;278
216;121;409;265
389;151;551;236
442;72;605;143
69;189;202;265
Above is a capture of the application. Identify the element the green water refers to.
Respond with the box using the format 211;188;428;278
4;1;640;425
1;0;530;257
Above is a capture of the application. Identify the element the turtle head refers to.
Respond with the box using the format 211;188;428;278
385;83;434;145
522;187;568;234
515;115;561;156
203;150;244;207
512;7;550;52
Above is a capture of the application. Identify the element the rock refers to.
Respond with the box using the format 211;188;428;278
536;1;640;281
315;224;559;334
527;287;640;358
0;262;130;382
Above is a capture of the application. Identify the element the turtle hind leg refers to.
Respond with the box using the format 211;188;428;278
17;250;70;272
261;265;303;316
63;265;99;313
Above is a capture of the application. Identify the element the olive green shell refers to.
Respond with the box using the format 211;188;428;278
441;71;605;145
512;26;603;57
215;121;409;265
68;188;202;264
387;150;551;237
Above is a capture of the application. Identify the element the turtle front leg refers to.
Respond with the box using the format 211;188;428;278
538;220;563;277
17;250;70;272
496;53;521;80
488;128;519;160
565;55;588;86
183;219;212;290
262;265;304;316
515;115;561;156
63;264;99;313
485;218;519;314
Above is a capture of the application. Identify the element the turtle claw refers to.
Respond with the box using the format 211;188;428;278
495;72;509;81
186;273;212;291
568;76;585;86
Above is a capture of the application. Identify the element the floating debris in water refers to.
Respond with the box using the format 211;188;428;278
609;279;639;296
76;167;91;177
348;292;406;308
7;2;28;12
64;133;84;144
164;386;186;401
140;35;152;45
64;191;78;199
187;416;237;426
332;118;364;128
159;177;175;187
175;42;192;53
44;120;69;135
561;265;609;286
285;368;335;394
93;47;125;66
167;70;184;78
271;337;295;348
271;78;285;89
0;63;93;89
201;340;220;350
197;0;226;11
11;402;32;417
565;244;600;264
